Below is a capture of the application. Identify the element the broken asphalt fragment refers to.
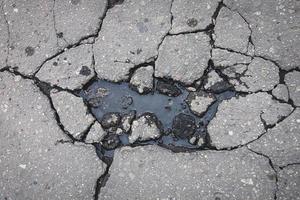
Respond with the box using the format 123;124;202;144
203;70;231;93
277;165;300;200
3;0;57;75
170;0;220;34
54;0;107;46
0;72;106;200
100;112;121;129
214;6;251;53
3;0;107;75
85;121;107;143
248;108;300;167
224;0;300;70
36;44;94;90
223;57;280;92
272;84;290;102
155;33;211;85
93;0;172;82
99;146;276;200
129;65;154;94
172;113;196;139
186;91;216;117
156;80;182;97
129;113;162;143
51;90;94;139
208;92;293;149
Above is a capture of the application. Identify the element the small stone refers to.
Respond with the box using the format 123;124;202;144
197;137;204;146
129;113;162;143
130;66;154;94
187;87;196;92
101;134;120;150
85;122;106;143
189;136;197;145
172;113;196;139
272;84;289;102
101;112;121;129
116;128;123;135
187;91;216;117
121;111;136;133
156;80;182;97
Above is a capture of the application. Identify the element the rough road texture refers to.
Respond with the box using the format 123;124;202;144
0;0;299;199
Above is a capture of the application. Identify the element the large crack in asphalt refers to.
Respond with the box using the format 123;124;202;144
1;0;297;199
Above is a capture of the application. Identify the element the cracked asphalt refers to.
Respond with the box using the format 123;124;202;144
0;0;299;199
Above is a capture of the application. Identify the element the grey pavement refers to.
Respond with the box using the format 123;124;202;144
0;0;299;199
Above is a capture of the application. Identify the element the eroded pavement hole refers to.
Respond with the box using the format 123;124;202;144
80;77;235;163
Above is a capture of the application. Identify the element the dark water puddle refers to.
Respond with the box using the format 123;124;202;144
80;78;235;162
81;79;194;129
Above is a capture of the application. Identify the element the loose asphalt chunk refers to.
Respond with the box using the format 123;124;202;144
129;113;162;143
129;65;154;94
0;72;106;200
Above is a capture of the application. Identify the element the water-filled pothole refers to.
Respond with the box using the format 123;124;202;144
80;78;235;163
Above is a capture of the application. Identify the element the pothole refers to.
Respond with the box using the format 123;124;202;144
80;77;235;163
